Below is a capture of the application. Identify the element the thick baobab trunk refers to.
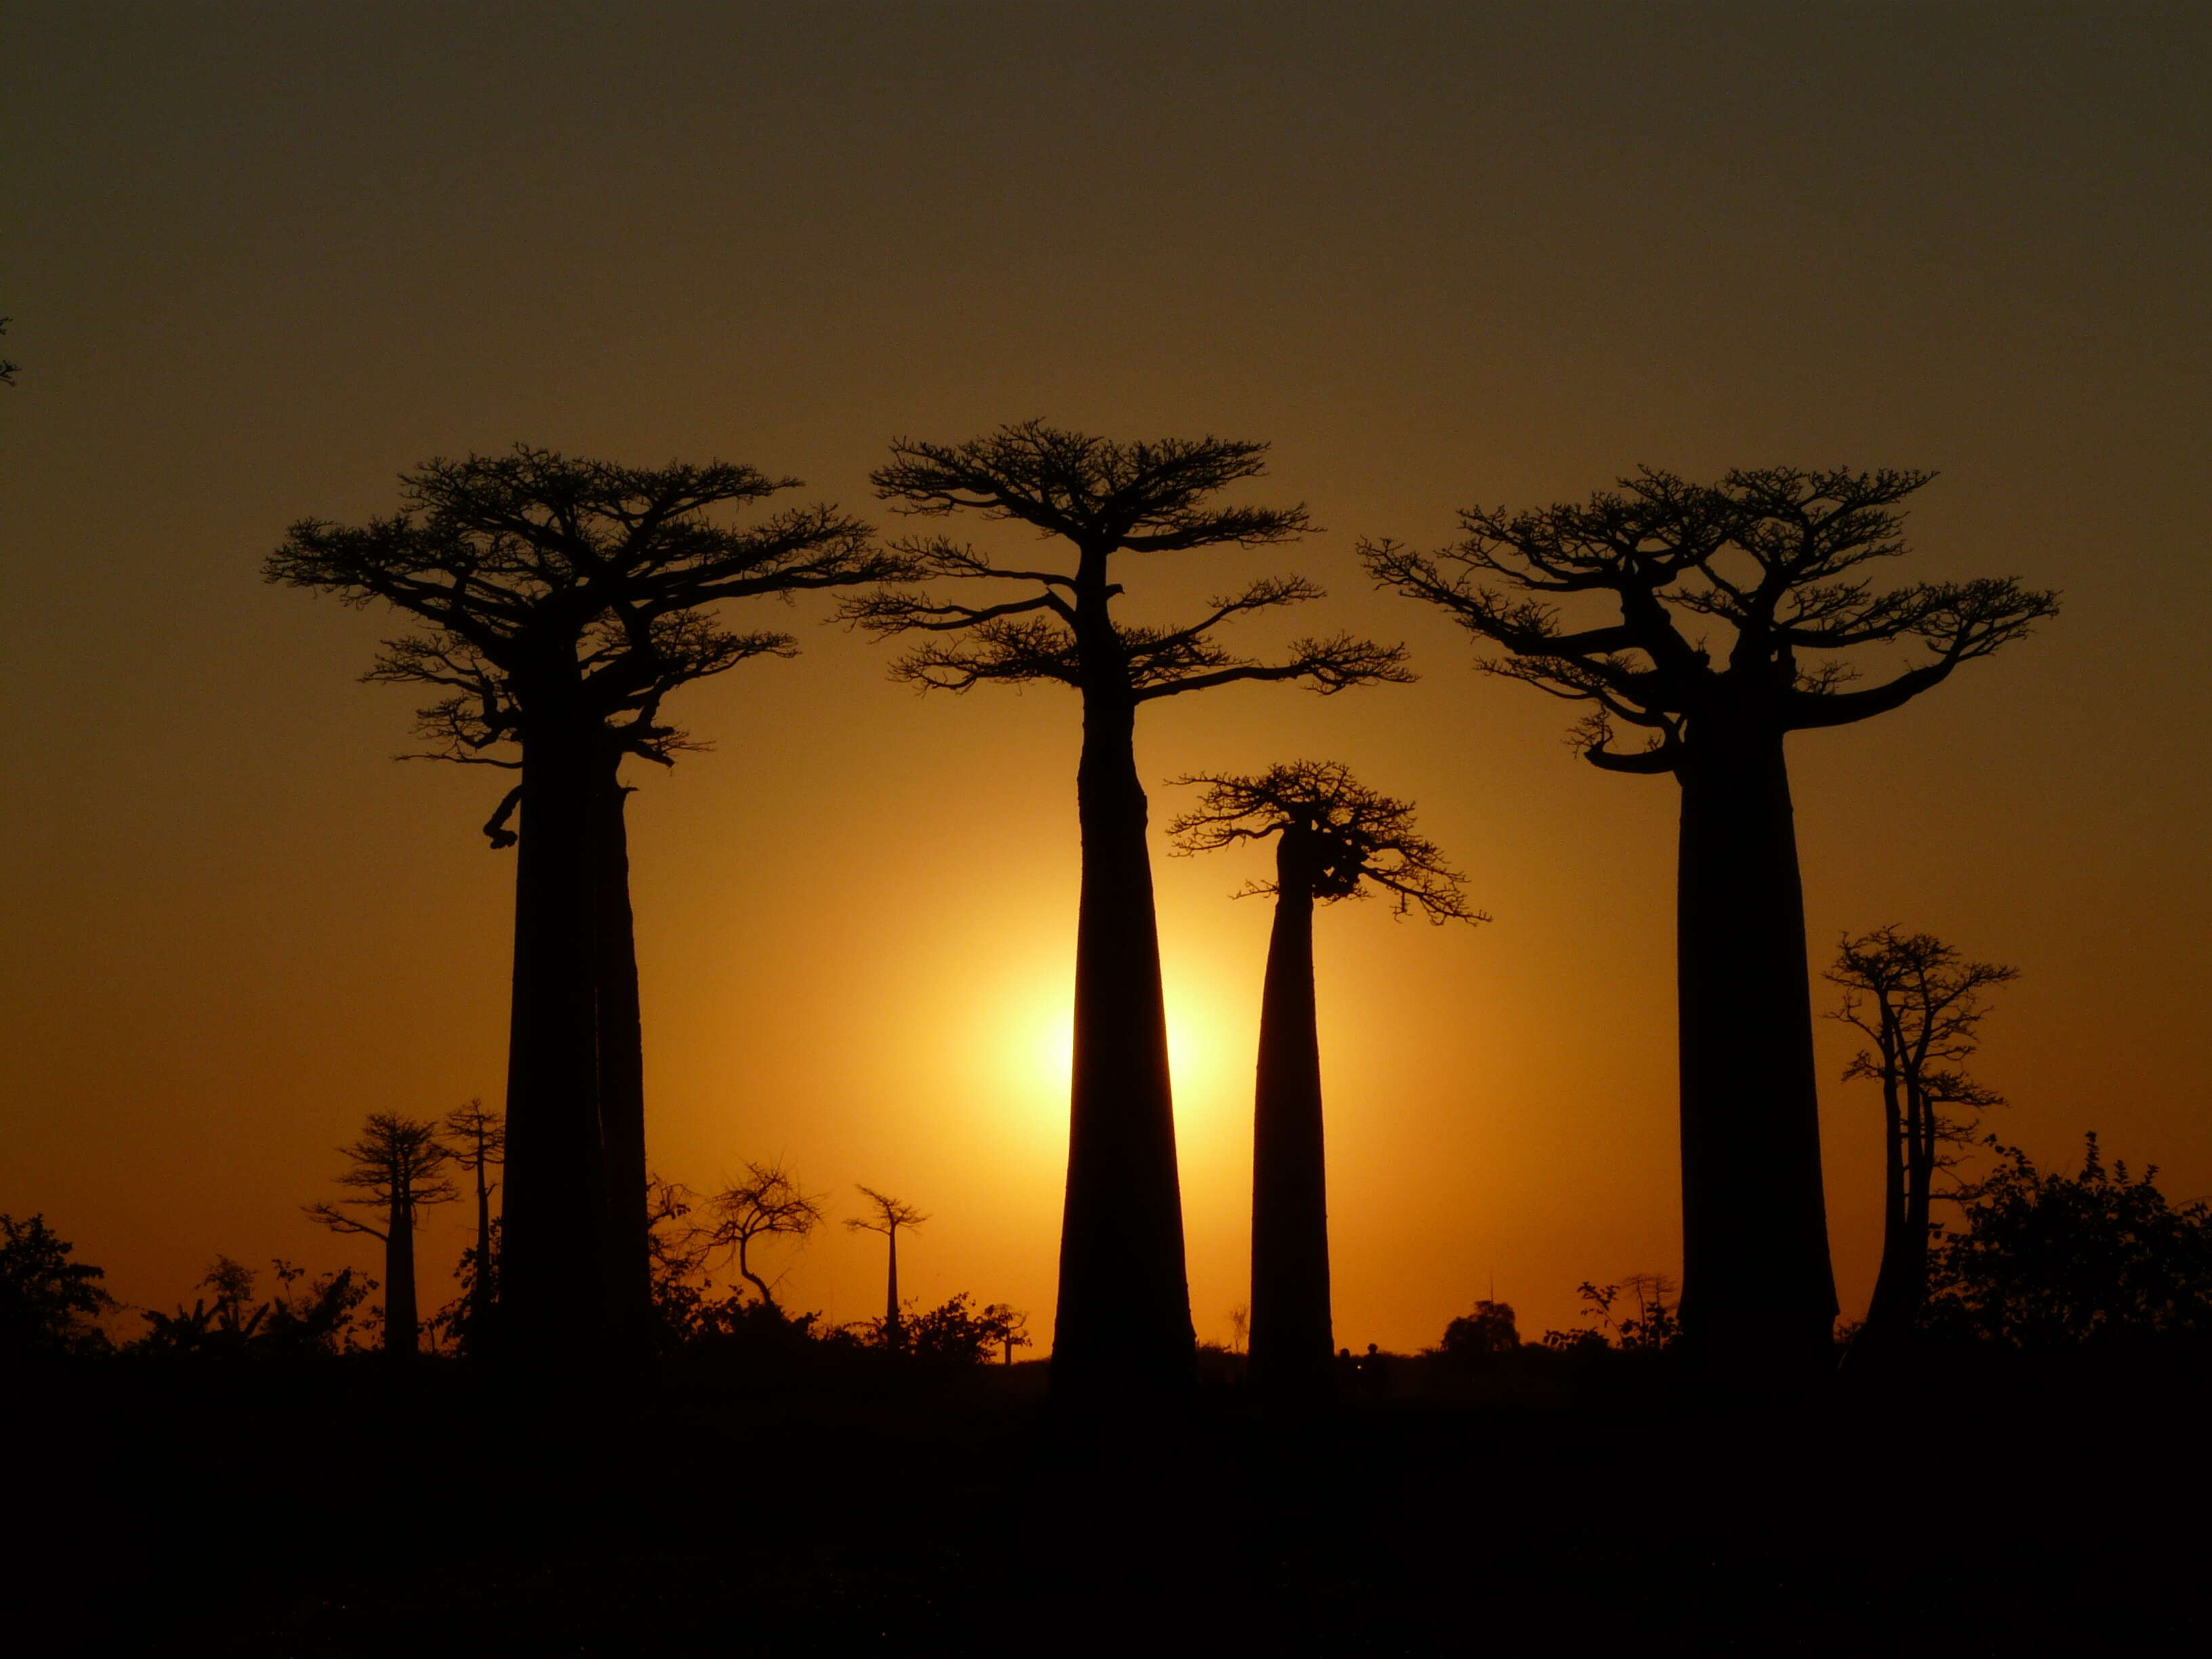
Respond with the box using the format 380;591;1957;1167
1051;690;1197;1399
1673;724;1839;1377
1247;828;1335;1399
385;1191;417;1355
595;769;651;1353
499;712;615;1361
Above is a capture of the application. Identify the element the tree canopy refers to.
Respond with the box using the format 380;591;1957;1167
1361;467;2059;772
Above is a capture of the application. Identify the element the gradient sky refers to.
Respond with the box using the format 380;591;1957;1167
4;2;2207;1349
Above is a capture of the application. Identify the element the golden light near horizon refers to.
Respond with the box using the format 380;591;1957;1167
996;965;1252;1150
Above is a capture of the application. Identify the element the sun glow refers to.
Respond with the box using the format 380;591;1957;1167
998;976;1252;1145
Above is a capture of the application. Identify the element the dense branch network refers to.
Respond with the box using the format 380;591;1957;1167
267;447;914;831
1168;760;1483;923
1361;467;2060;771
840;422;1411;703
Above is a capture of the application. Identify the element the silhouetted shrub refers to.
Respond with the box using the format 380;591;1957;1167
1925;1134;2212;1347
0;1214;115;1357
1431;1298;1519;1361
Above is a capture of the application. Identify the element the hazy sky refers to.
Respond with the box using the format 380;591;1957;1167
5;2;2207;1347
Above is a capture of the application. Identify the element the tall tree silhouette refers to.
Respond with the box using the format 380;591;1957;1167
846;422;1410;1397
699;1161;827;1310
1364;468;2057;1370
845;1187;927;1340
305;1113;459;1355
1170;761;1477;1398
1828;928;2015;1350
441;1099;506;1348
268;449;905;1361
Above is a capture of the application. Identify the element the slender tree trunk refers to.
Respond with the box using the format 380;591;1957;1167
1674;722;1839;1376
595;766;651;1354
1900;1076;1936;1321
1051;685;1197;1400
499;710;615;1362
470;1157;493;1343
886;1227;900;1330
737;1236;775;1310
1248;828;1335;1399
385;1191;417;1355
1866;1044;1920;1353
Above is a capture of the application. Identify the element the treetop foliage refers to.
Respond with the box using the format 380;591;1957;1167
1168;759;1481;922
844;422;1410;703
304;1113;460;1242
266;447;911;781
1361;466;2060;773
873;422;1313;552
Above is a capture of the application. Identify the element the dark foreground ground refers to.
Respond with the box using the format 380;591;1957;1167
10;1345;2207;1654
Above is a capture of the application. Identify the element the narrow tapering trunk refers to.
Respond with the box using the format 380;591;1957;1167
1674;722;1839;1376
595;769;651;1353
499;709;614;1362
1247;829;1334;1399
1861;1048;1919;1345
385;1191;417;1355
885;1227;900;1330
470;1158;493;1344
1051;687;1197;1400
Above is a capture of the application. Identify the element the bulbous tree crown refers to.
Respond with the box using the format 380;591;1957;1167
1362;467;2059;774
1168;760;1482;923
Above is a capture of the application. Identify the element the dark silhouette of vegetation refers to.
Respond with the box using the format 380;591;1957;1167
304;1113;459;1355
1;1214;115;1357
0;316;18;386
699;1161;827;1310
1170;760;1477;1398
1828;929;2017;1351
846;1187;928;1343
899;1294;1029;1366
268;449;907;1362
1542;1275;1682;1353
846;422;1410;1398
134;1257;373;1357
1926;1134;2212;1347
1433;1299;1519;1360
429;1219;501;1357
441;1099;506;1351
1364;468;2058;1374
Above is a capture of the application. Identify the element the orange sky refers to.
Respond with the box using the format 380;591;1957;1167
5;3;2207;1349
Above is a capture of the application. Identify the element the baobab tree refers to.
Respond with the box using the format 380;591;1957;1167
305;1112;459;1355
698;1161;827;1311
441;1099;506;1347
844;422;1410;1397
1364;468;2057;1372
268;449;907;1361
1828;928;2015;1351
1170;760;1477;1398
844;1186;927;1340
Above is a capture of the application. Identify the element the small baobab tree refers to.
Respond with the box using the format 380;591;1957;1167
844;422;1410;1398
268;449;907;1361
305;1113;459;1355
845;1186;928;1340
441;1099;506;1349
698;1161;828;1311
1828;928;2016;1351
1364;467;2057;1372
1170;760;1479;1398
